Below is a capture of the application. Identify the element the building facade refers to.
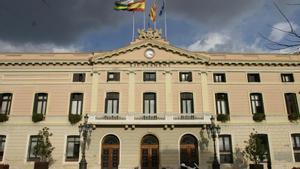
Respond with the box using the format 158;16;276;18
0;29;300;169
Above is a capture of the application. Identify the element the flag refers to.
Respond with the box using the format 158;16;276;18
114;0;133;11
150;1;157;22
128;0;145;12
159;0;165;16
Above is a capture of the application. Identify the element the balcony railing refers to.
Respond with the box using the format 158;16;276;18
88;112;212;126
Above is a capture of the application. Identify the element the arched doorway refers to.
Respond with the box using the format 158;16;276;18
101;135;120;169
141;134;159;169
180;134;199;169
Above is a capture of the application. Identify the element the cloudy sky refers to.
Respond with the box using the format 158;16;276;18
0;0;299;53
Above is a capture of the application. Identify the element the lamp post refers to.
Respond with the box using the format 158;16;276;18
79;114;95;169
206;116;221;169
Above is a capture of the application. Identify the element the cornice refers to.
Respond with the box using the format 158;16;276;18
0;60;90;66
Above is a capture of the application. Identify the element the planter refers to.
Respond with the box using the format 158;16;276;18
68;114;82;124
253;113;265;122
0;114;9;122
34;161;49;169
32;113;44;123
0;164;9;169
217;114;230;122
288;113;300;121
249;164;263;169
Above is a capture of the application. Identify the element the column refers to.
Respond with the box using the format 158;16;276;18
164;71;173;113
90;71;99;114
201;72;210;113
128;71;136;113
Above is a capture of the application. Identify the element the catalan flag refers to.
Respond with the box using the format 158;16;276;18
150;1;157;22
128;0;145;12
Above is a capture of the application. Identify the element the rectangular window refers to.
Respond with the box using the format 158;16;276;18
143;93;156;114
33;93;48;115
213;73;226;82
0;93;12;115
285;93;299;116
255;134;270;162
0;135;6;161
66;136;80;161
28;136;39;161
179;72;192;82
219;135;233;163
248;73;260;82
250;93;264;114
69;93;83;115
144;72;156;81
105;92;119;114
281;73;294;82
180;93;194;114
215;93;230;115
107;72;120;81
292;134;300;162
73;73;86;82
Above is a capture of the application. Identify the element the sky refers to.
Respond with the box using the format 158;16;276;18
0;0;299;53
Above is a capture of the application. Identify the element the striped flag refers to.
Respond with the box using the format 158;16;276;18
128;0;145;12
114;0;134;11
150;1;157;22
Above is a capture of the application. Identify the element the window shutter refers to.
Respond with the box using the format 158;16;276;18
33;93;38;114
188;72;192;82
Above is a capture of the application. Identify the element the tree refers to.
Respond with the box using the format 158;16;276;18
262;2;300;52
34;127;55;162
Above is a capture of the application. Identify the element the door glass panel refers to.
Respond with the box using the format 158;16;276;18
142;149;148;168
152;149;158;168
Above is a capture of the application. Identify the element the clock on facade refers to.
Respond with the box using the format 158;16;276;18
144;48;155;59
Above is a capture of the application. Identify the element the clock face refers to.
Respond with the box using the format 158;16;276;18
144;48;155;59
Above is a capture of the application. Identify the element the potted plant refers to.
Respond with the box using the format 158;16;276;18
253;113;265;122
217;114;230;122
68;114;82;124
0;114;9;122
33;127;55;169
243;129;268;169
288;113;300;121
0;164;9;169
32;112;44;123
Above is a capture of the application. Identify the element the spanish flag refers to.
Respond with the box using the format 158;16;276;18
128;0;145;12
150;1;157;22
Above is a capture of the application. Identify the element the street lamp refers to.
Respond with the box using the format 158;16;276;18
206;116;221;169
78;114;95;169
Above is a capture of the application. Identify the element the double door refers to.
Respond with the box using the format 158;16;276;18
102;145;119;169
141;145;159;169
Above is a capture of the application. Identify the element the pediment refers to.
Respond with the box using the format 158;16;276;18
92;40;209;64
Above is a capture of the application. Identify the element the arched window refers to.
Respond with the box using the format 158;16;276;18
180;134;199;169
141;135;159;169
101;135;120;169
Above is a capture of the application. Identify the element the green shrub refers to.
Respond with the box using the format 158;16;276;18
217;114;230;122
288;113;300;121
0;114;9;122
68;114;82;124
253;113;265;122
32;113;44;123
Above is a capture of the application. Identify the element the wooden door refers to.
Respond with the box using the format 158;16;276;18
101;135;120;169
141;135;159;169
180;135;199;169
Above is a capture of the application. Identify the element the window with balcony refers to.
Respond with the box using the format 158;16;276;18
180;92;194;114
107;72;120;82
292;134;300;162
144;72;156;82
250;93;264;114
213;73;226;82
248;73;260;82
179;72;192;82
69;93;83;115
33;93;48;115
0;93;12;115
0;135;6;161
143;93;156;114
219;135;233;163
27;135;39;161
285;93;300;121
66;136;80;161
281;73;294;82
73;73;86;82
105;92;119;115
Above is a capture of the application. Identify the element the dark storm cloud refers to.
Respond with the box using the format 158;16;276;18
0;0;264;45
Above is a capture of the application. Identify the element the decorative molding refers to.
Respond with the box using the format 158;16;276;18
137;28;162;40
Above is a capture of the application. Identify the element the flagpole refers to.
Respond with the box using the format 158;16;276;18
164;0;167;40
132;12;135;41
144;10;146;29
